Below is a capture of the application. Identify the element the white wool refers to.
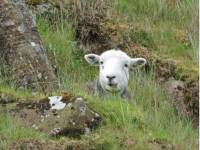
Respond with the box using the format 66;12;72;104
48;96;66;110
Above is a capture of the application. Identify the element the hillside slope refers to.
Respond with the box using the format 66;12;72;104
0;0;198;149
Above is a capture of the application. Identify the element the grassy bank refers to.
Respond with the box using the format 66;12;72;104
0;0;198;149
115;0;198;73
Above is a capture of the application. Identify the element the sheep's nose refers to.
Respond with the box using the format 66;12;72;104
106;75;116;81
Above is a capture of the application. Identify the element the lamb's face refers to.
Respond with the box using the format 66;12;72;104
84;49;146;93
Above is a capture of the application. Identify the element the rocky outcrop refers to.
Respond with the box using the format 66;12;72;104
0;0;58;93
154;59;198;125
183;80;199;125
11;94;101;137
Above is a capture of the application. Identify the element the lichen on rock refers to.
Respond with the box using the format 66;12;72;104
0;0;59;93
11;94;101;137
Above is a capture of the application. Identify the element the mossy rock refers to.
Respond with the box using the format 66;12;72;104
11;95;101;137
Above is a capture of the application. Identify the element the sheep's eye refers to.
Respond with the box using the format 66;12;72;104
100;61;103;65
124;64;128;68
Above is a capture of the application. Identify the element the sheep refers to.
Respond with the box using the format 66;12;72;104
84;49;146;100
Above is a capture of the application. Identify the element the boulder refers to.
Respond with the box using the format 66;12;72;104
0;0;59;93
164;77;199;126
164;78;188;116
11;94;101;137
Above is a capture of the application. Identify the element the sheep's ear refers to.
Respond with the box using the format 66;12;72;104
84;54;100;66
130;58;146;68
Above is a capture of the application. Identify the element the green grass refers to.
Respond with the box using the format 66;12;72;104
0;113;47;149
115;0;198;71
37;16;97;89
0;114;46;140
0;0;198;149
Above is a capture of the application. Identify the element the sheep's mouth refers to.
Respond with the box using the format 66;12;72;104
108;83;117;87
106;83;119;92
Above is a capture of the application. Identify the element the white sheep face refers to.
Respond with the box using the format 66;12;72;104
84;49;146;93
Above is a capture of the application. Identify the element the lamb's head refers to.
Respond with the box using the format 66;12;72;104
84;49;146;93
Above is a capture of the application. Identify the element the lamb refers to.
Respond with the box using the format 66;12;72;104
84;49;146;100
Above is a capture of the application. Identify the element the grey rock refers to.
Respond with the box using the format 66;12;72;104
12;96;101;137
